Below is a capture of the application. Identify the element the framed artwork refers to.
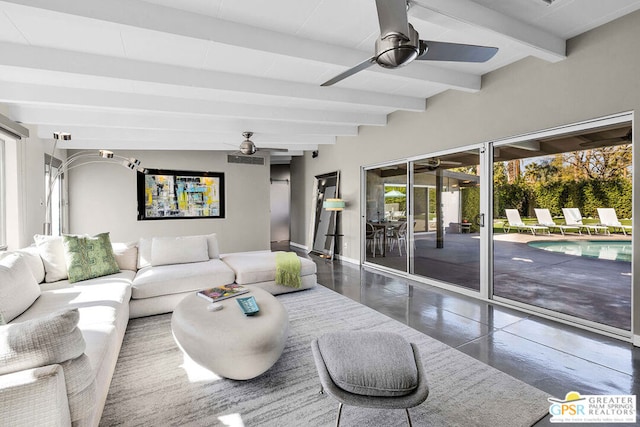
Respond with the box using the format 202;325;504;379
137;168;225;220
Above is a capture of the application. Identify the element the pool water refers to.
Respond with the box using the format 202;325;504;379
527;240;632;262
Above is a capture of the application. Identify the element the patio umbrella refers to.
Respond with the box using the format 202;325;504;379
384;190;405;198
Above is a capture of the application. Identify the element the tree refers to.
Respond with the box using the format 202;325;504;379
523;160;559;184
562;144;632;180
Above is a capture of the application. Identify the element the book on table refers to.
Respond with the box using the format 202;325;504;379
197;284;249;303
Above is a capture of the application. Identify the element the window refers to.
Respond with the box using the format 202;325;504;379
44;154;64;236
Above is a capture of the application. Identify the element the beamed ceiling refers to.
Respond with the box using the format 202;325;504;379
0;0;639;163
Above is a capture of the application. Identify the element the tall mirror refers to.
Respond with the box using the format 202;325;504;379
309;171;340;258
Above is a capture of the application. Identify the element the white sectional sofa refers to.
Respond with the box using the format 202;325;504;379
0;233;316;426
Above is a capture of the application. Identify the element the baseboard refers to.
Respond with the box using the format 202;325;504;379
336;255;359;265
289;241;308;251
633;335;640;347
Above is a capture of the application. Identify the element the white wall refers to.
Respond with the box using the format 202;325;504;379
68;150;271;253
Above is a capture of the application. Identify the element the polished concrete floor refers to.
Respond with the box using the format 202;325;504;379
275;242;640;426
366;232;632;330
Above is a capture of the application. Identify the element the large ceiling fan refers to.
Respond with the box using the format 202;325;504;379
321;0;498;87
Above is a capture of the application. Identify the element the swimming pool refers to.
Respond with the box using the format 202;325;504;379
527;240;632;262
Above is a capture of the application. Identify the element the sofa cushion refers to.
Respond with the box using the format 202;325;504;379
111;241;138;271
138;233;220;269
60;353;96;423
0;253;41;324
151;235;209;266
132;259;235;299
34;234;68;282
63;233;120;283
0;246;46;284
0;309;85;375
221;251;316;285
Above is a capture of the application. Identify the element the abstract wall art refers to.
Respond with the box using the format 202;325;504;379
137;169;225;220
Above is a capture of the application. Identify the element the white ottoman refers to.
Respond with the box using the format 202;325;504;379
171;287;289;380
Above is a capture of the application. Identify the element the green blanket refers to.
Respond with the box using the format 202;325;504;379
275;252;301;288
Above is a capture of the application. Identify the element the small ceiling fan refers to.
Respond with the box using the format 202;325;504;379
422;158;463;170
579;129;632;148
321;0;498;87
237;132;287;155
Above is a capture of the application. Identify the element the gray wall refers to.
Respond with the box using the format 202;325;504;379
69;150;271;253
290;11;639;333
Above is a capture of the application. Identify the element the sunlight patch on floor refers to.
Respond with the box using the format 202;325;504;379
179;353;222;383
511;257;533;263
218;413;245;427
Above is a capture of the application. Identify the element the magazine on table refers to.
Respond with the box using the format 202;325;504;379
197;284;249;303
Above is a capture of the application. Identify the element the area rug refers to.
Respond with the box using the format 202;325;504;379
100;286;550;426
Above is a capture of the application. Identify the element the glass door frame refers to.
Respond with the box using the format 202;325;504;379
488;112;634;340
362;143;489;299
361;159;410;274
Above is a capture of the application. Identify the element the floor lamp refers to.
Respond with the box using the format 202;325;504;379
43;132;146;235
321;198;345;260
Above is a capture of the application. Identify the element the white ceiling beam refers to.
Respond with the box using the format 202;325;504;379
410;0;566;62
0;42;425;112
47;139;320;152
35;125;334;147
0;0;481;91
0;81;387;126
8;105;359;136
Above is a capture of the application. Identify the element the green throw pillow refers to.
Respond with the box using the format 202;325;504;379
63;232;120;283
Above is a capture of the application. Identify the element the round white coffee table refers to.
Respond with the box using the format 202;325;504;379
171;286;289;380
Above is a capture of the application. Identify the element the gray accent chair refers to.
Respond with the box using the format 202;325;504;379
311;331;429;426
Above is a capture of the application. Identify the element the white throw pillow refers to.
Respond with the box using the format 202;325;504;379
34;234;68;282
0;308;85;375
151;235;209;266
137;237;153;269
139;234;219;268
206;233;220;259
0;253;41;324
112;241;138;271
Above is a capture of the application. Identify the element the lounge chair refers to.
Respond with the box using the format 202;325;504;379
504;209;550;235
534;208;581;235
597;208;632;235
562;208;609;235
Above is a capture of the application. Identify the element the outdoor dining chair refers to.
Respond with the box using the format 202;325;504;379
388;221;408;256
597;208;632;235
534;208;581;235
504;209;550;235
366;222;384;257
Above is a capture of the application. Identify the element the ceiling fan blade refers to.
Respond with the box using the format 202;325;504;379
417;40;498;62
321;57;377;87
375;0;410;39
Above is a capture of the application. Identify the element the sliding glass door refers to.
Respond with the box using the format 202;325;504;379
363;149;483;290
410;150;482;290
364;163;408;272
492;120;632;332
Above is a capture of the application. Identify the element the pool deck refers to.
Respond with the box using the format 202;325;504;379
366;231;632;331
